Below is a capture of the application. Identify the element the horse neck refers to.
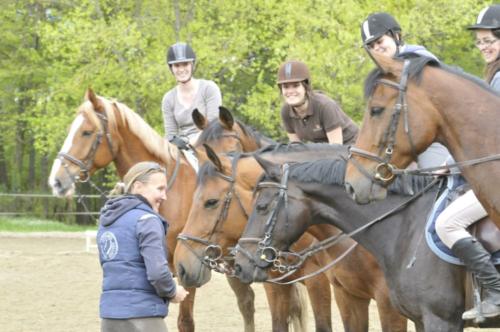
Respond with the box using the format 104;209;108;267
421;68;500;218
422;68;500;158
111;115;178;178
304;182;435;268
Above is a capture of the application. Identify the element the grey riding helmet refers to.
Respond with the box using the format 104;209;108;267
361;12;401;45
166;42;196;65
468;5;500;30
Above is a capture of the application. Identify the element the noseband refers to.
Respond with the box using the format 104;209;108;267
177;153;249;274
57;110;116;183
348;59;417;185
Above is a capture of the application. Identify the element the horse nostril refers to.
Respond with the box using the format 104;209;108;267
177;263;186;281
234;264;242;276
345;182;355;199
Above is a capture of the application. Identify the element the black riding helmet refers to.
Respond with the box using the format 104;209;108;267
361;12;402;46
166;42;196;65
468;5;500;30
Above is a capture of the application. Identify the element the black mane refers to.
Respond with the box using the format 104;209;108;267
286;158;435;196
364;55;494;99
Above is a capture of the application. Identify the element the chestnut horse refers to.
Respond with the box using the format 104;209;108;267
235;157;500;330
344;54;500;229
176;143;407;332
47;90;278;332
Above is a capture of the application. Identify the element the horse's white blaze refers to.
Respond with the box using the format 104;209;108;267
48;115;84;195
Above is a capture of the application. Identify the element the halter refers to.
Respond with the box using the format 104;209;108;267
57;111;116;183
177;153;249;274
348;59;417;184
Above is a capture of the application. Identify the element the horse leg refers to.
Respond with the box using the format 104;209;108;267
302;272;332;332
225;276;255;332
332;278;369;332
263;283;292;332
422;314;463;332
177;286;196;332
289;283;309;332
374;292;407;332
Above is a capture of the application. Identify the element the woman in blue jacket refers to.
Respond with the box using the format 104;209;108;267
97;161;188;332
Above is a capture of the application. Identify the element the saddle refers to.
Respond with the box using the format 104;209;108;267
425;175;500;265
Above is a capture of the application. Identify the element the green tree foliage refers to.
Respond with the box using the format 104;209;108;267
0;0;492;217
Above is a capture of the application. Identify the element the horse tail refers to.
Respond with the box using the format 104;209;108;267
289;282;309;332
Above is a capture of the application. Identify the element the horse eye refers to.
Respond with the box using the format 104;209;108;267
370;107;385;116
204;199;219;209
82;130;93;137
256;202;268;213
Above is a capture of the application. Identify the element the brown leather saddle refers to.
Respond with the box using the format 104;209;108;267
471;218;500;254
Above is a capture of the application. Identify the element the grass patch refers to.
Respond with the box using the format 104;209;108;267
0;217;96;232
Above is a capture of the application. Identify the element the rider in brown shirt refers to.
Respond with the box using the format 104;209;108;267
278;60;358;145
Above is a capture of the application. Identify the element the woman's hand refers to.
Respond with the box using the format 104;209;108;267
170;285;189;303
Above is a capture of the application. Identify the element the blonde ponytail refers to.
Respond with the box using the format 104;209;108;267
112;161;167;196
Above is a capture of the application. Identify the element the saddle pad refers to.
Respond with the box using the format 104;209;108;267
425;175;500;266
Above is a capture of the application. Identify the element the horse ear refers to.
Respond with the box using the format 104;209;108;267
203;143;224;172
254;154;281;181
85;87;105;113
219;106;234;130
193;145;208;165
371;52;403;77
192;109;208;130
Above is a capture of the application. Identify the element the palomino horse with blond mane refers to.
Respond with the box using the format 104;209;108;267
175;143;407;331
48;89;305;331
344;54;500;229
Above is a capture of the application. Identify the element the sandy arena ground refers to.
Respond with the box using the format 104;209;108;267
0;235;494;332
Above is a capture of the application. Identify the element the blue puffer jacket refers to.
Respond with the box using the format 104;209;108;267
97;195;176;319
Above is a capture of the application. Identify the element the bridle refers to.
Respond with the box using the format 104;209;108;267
234;163;290;270
177;153;249;274
234;160;440;284
348;59;416;185
57;110;116;183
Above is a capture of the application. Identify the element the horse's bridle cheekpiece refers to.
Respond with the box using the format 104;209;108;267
348;59;415;185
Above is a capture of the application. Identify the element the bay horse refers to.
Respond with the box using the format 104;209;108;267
235;157;500;331
344;53;500;229
191;112;316;331
177;144;407;331
47;89;273;332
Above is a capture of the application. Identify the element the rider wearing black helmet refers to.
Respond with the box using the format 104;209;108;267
361;12;437;60
277;60;358;145
435;5;500;321
468;4;500;90
361;12;450;170
161;42;222;146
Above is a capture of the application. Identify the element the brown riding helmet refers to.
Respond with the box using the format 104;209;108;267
277;60;311;85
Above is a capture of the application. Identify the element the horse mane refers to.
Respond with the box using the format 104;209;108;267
79;97;177;163
285;158;435;196
256;142;348;155
196;118;275;146
364;55;495;99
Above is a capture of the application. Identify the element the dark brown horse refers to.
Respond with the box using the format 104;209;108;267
175;144;407;332
344;54;500;229
235;157;500;330
47;90;272;332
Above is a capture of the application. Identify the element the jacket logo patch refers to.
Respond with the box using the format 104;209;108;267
99;231;119;260
313;124;322;131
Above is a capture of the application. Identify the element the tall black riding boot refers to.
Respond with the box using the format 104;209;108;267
452;237;500;320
